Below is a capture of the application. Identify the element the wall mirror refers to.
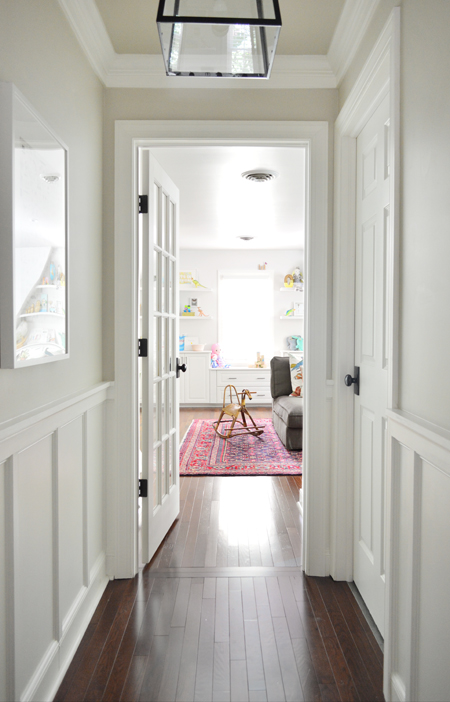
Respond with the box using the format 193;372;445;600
0;83;68;368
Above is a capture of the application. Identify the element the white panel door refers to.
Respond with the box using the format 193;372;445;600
139;152;180;564
353;94;390;636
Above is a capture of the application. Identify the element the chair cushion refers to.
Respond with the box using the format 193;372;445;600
273;396;304;429
270;356;292;398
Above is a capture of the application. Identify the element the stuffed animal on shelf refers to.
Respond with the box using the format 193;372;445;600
287;335;303;351
211;343;229;368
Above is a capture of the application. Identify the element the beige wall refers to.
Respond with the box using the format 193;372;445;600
103;88;339;379
339;0;450;432
0;0;103;422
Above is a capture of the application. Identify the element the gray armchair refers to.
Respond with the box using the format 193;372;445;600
270;356;303;451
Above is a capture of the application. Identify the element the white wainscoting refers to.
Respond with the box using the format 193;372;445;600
384;410;450;702
0;382;112;702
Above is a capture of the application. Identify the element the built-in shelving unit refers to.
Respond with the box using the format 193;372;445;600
280;315;303;320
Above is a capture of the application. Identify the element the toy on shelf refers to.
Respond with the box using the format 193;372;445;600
284;267;304;290
251;352;266;368
191;278;208;289
258;262;268;270
285;307;295;316
287;335;303;351
182;305;195;317
210;343;229;368
197;307;209;318
179;335;186;351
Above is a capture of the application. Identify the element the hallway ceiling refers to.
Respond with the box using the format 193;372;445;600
94;0;345;56
58;0;379;88
153;145;306;250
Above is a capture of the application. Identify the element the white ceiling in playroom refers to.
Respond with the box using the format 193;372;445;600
152;145;306;249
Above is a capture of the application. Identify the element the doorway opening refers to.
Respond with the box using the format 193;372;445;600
137;144;307;569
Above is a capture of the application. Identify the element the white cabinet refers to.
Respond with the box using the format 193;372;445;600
179;351;210;404
214;368;272;405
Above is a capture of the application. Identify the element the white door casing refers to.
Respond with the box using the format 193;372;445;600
139;151;180;563
114;121;329;579
353;94;390;636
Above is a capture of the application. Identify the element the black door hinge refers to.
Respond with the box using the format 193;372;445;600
139;479;148;498
138;194;148;214
138;338;148;357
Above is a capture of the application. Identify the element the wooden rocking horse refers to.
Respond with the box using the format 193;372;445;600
213;385;265;440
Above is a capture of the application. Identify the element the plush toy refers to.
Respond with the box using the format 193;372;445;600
211;343;229;368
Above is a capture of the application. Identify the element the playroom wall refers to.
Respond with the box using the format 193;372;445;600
179;248;304;362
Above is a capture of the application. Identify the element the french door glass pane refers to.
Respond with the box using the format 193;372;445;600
161;319;166;376
153;316;159;378
153;446;159;508
161;440;166;499
161;255;166;313
154;183;161;247
161;379;166;437
153;382;159;443
161;191;167;251
169;260;174;314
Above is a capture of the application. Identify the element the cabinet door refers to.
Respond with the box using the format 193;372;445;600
183;355;210;404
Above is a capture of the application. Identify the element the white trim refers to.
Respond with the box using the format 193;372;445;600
114;120;330;578
328;0;383;86
330;8;400;584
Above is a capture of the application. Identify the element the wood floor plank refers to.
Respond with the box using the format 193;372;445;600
278;576;305;639
241;578;257;621
138;634;170;701
171;578;192;627
333;581;384;666
244;619;266;692
213;641;231;698
256;604;285;702
249;691;268;701
266;577;285;619
203;576;216;599
291;637;323;702
155;577;180;635
229;587;246;661
319;683;341;702
272;616;305;702
176;583;203;702
119;656;148;702
135;578;167;656
194;597;216;701
193;477;214;567
157;626;185;702
215;578;230;643
230;659;249;702
182;480;206;567
204;501;220;567
60;580;129;702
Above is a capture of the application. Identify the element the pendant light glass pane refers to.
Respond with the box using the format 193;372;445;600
157;0;281;78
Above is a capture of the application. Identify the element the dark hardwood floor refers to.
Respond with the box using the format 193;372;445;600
55;408;383;702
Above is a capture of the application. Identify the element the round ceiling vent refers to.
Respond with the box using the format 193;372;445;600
241;169;278;183
40;174;60;183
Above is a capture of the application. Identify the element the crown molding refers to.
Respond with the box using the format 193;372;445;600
58;0;381;89
328;0;383;86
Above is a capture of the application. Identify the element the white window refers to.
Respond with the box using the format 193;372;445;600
218;270;274;366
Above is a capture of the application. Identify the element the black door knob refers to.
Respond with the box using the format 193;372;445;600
176;358;187;378
344;367;360;396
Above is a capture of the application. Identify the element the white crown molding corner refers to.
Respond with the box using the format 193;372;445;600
106;53;337;89
57;0;115;84
328;0;383;87
57;0;337;89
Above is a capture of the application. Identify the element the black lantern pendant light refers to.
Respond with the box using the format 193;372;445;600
157;0;282;78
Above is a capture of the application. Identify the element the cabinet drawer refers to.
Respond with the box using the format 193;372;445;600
215;387;272;404
216;370;270;386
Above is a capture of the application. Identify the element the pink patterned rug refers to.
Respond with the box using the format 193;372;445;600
180;419;302;476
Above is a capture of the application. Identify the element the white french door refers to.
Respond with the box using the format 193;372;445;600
139;151;180;564
353;94;390;636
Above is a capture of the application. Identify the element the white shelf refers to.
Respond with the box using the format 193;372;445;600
279;287;303;292
179;286;212;292
35;284;64;290
280;315;303;320
20;312;65;319
179;316;213;320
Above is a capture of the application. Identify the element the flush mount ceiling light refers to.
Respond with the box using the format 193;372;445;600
237;236;255;241
241;168;278;183
157;0;282;79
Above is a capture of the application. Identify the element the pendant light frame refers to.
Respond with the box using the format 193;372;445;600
156;0;282;79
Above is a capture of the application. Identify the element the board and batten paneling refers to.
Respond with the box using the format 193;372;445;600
384;411;450;702
0;382;112;702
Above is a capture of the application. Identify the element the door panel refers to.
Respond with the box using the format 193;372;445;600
354;94;390;636
139;151;180;564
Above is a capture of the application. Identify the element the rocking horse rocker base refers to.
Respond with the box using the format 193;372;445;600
213;385;265;440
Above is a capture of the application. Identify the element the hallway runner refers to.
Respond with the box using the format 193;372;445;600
180;418;302;476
